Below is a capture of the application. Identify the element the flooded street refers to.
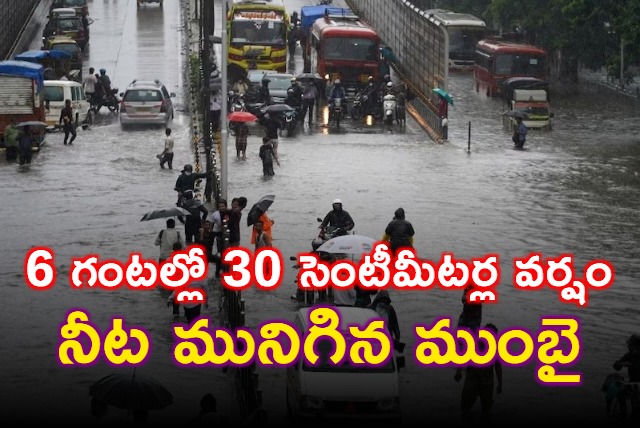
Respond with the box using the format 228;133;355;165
1;0;640;425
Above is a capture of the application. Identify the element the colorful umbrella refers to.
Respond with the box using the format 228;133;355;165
227;111;258;122
433;87;454;105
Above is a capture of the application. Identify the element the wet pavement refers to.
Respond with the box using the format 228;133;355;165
1;0;640;425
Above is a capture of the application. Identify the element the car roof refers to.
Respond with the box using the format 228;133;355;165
295;306;381;331
51;8;78;15
44;80;82;86
126;79;165;89
267;73;295;79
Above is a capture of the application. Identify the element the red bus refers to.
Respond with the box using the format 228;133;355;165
308;9;381;96
473;38;547;97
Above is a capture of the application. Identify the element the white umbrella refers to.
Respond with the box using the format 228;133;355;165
140;207;190;221
316;235;377;255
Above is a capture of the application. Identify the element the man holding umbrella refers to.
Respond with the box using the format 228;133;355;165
248;195;275;246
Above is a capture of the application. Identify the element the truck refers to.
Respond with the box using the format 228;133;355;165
501;77;553;130
0;60;47;150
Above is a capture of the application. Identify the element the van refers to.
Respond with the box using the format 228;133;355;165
286;306;403;420
43;80;91;130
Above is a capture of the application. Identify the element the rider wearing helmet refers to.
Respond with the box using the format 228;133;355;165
259;78;272;106
284;88;298;108
329;79;346;106
99;68;112;93
614;334;640;382
174;163;209;206
319;198;354;237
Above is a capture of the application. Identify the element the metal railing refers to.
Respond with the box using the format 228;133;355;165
346;0;448;140
1;0;40;60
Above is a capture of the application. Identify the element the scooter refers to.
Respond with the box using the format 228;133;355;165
284;108;297;136
383;93;397;125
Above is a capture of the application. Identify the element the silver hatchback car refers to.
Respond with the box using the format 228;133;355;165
119;79;175;128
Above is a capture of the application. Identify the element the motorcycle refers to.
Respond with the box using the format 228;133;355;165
383;93;397;125
284;108;297;136
90;88;119;114
291;217;348;306
328;97;344;127
351;89;383;121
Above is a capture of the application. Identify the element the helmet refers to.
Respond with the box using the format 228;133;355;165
383;74;390;81
368;76;374;82
100;68;106;74
334;79;341;85
287;88;294;94
332;198;342;205
183;164;193;172
387;82;393;88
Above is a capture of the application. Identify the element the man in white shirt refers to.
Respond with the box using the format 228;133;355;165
160;128;174;169
154;218;184;263
83;67;97;103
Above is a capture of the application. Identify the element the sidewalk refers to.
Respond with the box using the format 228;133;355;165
579;66;640;104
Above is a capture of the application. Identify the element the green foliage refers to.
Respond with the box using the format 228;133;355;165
188;52;203;115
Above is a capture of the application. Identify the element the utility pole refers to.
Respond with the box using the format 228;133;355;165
202;0;213;202
221;0;228;200
620;38;625;90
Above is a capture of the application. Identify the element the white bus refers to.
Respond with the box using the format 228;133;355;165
424;9;487;70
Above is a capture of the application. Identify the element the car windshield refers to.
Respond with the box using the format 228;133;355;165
63;0;86;6
302;339;395;373
44;86;64;102
124;90;163;102
51;43;80;55
268;76;293;90
55;18;83;31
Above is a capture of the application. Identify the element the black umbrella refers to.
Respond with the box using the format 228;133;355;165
247;194;275;226
503;110;528;119
295;72;323;81
140;207;190;221
262;104;295;114
89;371;173;411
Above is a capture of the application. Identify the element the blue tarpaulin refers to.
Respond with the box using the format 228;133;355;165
300;6;355;33
0;60;45;91
15;50;72;61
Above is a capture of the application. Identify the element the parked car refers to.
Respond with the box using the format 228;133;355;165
43;80;92;130
50;0;89;17
119;79;175;128
42;9;90;50
265;73;296;103
137;0;164;7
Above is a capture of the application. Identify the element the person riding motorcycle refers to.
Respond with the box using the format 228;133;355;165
319;199;354;238
360;76;379;112
288;78;304;102
379;74;391;97
284;88;298;108
258;78;272;106
99;68;112;94
328;79;346;107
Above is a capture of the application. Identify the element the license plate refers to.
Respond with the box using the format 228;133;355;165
137;107;151;113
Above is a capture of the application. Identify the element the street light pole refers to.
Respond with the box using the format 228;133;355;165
620;38;625;90
220;0;228;200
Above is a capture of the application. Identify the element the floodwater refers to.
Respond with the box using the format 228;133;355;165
1;0;640;425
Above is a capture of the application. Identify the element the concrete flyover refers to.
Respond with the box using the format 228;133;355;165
2;0;54;60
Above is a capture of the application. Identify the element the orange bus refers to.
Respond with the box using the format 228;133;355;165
308;9;381;96
473;38;547;97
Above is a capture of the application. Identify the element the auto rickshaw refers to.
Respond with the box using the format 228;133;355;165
41;36;83;82
14;49;80;82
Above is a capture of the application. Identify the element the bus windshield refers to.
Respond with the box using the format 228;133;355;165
495;54;544;76
324;37;378;61
449;28;485;58
231;20;285;46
